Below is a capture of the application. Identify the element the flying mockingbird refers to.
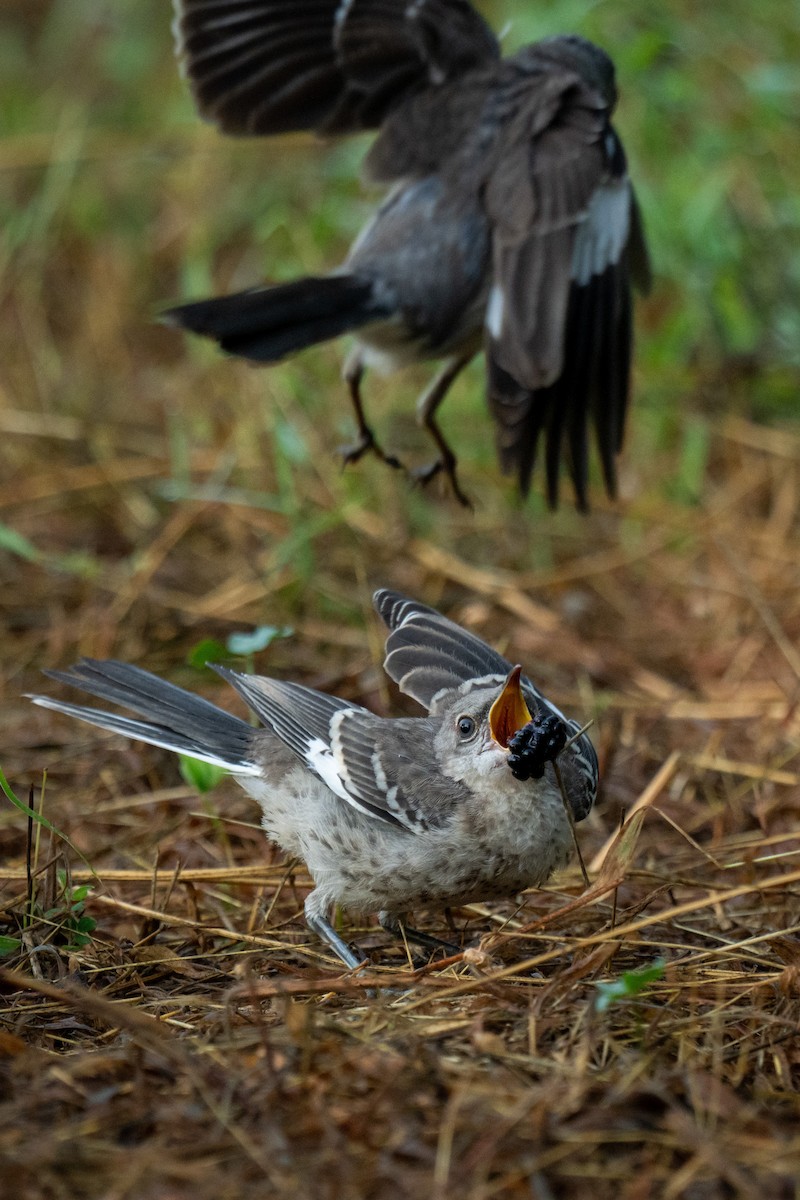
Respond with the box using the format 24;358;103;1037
165;0;651;508
29;589;598;970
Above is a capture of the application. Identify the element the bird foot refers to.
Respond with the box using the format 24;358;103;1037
411;459;473;510
338;430;404;472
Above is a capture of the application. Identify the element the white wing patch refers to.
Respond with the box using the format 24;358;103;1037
486;283;505;338
303;734;353;804
371;748;388;792
335;0;355;25
571;178;631;287
302;714;408;826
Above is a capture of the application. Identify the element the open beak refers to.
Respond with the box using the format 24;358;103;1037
489;665;532;749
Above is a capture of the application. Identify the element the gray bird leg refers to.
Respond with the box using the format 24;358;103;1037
412;353;475;507
304;897;366;971
339;351;404;470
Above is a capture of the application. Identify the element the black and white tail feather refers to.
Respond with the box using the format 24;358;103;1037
34;659;260;775
163;275;390;365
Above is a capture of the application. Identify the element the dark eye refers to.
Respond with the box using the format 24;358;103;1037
457;715;476;739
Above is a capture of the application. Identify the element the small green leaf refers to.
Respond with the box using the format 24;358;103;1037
226;625;293;656
70;885;91;904
187;638;228;669
595;959;666;1013
178;755;227;794
0;935;22;958
0;768;96;873
0;522;40;562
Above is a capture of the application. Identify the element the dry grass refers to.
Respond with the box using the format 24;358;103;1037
2;2;800;1198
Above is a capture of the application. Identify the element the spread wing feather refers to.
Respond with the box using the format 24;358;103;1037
374;588;514;709
173;0;499;136
484;62;645;503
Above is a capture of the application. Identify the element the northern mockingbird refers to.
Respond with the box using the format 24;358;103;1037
166;1;650;508
29;589;598;969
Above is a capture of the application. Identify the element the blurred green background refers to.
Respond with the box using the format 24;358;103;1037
1;0;799;602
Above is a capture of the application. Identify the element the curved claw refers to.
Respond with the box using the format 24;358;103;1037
338;431;404;471
411;459;473;509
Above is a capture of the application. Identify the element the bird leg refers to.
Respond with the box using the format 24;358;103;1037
379;911;462;960
305;904;457;985
304;899;366;971
412;353;474;508
338;352;404;470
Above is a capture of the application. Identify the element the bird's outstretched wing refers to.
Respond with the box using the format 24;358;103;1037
172;0;500;137
374;588;514;711
484;48;650;507
375;589;565;722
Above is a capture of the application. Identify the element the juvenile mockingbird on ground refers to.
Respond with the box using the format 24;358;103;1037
29;589;597;970
165;0;650;508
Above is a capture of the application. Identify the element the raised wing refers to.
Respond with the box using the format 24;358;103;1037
375;588;564;717
374;589;598;813
374;588;513;710
172;0;499;137
484;42;650;507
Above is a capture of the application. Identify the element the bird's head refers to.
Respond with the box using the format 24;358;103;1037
436;665;536;783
